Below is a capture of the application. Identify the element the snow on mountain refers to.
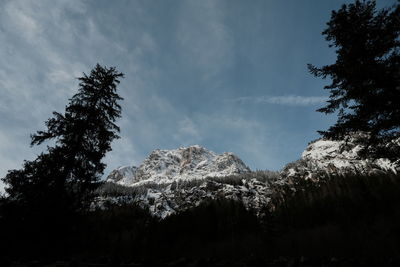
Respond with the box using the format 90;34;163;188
282;133;399;180
96;172;282;219
98;146;279;218
97;135;399;219
106;145;251;186
107;166;137;185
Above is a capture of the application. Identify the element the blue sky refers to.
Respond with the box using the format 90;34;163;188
0;0;395;192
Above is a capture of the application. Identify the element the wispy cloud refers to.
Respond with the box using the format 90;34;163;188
227;95;327;106
176;0;233;81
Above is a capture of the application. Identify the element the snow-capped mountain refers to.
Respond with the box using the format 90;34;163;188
99;145;273;218
97;135;399;219
282;133;399;180
107;145;251;186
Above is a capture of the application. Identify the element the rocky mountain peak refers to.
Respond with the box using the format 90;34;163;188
107;145;251;186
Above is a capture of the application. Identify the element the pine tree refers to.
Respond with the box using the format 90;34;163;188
3;64;124;211
308;0;400;158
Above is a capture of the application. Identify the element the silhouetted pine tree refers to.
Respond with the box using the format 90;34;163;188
3;64;124;212
1;64;124;258
308;0;400;158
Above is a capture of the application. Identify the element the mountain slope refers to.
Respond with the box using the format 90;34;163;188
98;136;399;219
107;145;251;186
282;133;399;180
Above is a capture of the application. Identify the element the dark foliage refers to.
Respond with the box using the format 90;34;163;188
269;172;400;258
0;64;124;260
68;199;263;262
2;173;400;265
144;198;263;260
308;0;400;158
3;64;123;210
89;173;400;261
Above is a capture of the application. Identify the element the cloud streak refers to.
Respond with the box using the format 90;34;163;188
228;95;328;106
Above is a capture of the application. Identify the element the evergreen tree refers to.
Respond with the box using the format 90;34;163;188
308;0;400;158
2;64;124;211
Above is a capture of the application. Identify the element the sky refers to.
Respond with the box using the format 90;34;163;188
0;0;396;193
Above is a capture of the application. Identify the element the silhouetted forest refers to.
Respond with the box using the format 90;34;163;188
2;172;400;266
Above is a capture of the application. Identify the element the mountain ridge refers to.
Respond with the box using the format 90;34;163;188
98;135;399;218
107;145;251;186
